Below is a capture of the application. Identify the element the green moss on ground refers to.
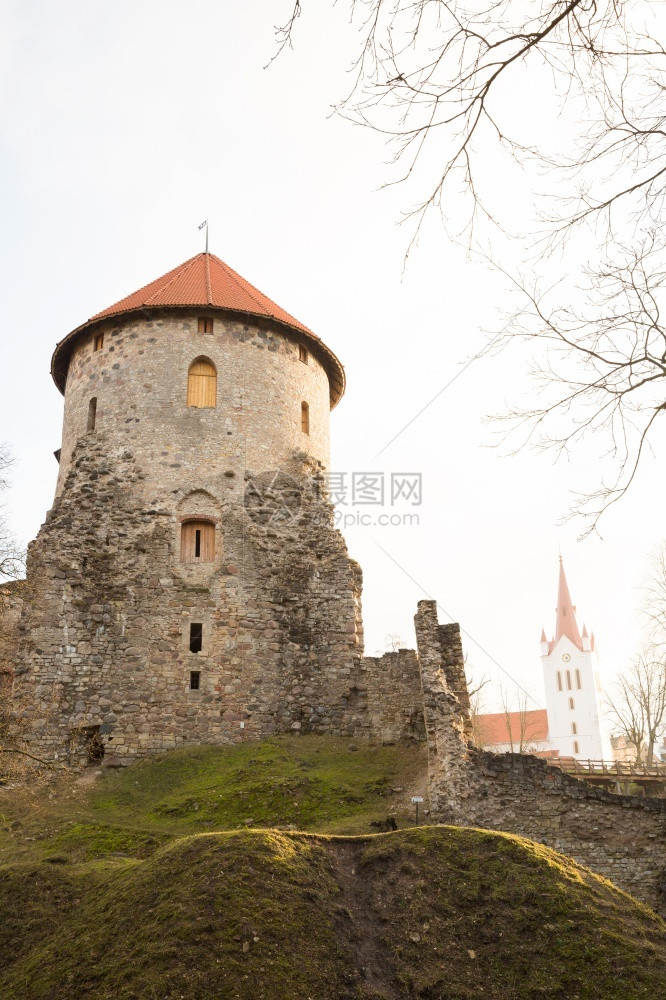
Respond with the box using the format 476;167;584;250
0;736;426;866
0;736;665;998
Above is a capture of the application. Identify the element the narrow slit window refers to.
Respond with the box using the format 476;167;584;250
301;401;309;435
189;623;203;654
571;722;577;735
573;740;579;754
187;357;217;407
190;670;201;690
575;669;582;690
180;521;215;563
198;317;213;334
556;671;562;692
569;697;575;710
87;397;97;431
298;345;308;364
566;670;572;691
94;333;104;352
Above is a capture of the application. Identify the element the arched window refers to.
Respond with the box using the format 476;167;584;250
568;697;575;710
556;671;562;692
566;670;572;691
180;520;215;562
571;722;577;735
187;358;217;408
301;401;310;435
87;397;97;431
575;669;582;689
573;740;579;755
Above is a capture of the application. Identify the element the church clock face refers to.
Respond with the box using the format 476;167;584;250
562;653;571;663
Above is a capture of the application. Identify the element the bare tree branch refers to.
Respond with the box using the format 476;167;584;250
273;3;666;525
606;651;666;765
0;445;25;582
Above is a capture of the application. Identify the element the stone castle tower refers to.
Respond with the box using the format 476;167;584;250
9;252;429;763
540;558;612;760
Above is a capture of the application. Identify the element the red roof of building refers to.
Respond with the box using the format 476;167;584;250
475;709;549;747
51;252;345;406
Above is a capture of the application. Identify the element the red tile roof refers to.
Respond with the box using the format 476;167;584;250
51;252;345;406
475;709;549;747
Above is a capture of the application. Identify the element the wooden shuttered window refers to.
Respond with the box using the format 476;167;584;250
187;358;217;408
180;521;215;563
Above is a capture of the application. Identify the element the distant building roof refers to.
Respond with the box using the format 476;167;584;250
475;708;549;747
51;252;345;406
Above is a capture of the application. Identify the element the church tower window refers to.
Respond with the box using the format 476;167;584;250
190;670;201;690
575;669;582;689
566;670;572;691
573;740;579;754
556;671;562;691
187;358;217;408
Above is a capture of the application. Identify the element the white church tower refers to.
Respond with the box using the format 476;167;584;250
540;559;612;761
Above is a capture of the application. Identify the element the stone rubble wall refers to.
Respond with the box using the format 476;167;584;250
9;435;422;764
362;649;426;744
415;600;666;915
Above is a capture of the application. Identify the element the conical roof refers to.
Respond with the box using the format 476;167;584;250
554;558;583;650
51;252;345;406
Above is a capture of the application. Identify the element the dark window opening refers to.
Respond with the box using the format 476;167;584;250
198;317;214;333
94;333;104;351
190;670;201;690
195;529;201;558
189;623;203;654
298;345;308;364
87;397;97;431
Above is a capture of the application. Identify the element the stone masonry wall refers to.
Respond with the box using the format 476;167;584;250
415;600;666;915
56;311;331;498
362;649;426;744
10;436;422;763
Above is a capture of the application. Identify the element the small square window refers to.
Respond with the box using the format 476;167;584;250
198;317;214;333
94;333;104;352
298;345;308;364
189;623;203;654
190;671;201;690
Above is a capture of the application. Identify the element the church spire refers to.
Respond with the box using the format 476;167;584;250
555;557;583;650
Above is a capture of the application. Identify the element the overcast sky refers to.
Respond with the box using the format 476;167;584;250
1;1;663;716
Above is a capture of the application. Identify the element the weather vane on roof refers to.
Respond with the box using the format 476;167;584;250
198;219;209;253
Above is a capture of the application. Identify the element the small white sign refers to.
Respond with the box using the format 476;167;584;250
411;796;424;803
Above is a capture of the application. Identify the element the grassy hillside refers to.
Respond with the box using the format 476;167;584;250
1;736;665;999
0;736;428;864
